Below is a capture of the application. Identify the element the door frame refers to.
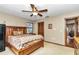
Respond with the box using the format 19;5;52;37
64;17;78;47
38;22;44;36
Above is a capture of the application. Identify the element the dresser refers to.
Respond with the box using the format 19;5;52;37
74;37;79;55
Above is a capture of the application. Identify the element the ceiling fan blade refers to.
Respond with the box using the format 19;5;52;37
30;14;33;17
38;9;48;12
30;4;35;12
38;13;42;17
22;10;32;12
35;7;38;11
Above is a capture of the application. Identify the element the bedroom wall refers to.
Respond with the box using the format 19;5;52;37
0;12;30;27
33;11;79;45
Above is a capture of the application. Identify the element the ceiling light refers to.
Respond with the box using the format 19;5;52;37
33;12;38;15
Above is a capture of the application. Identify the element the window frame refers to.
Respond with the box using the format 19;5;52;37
26;22;33;33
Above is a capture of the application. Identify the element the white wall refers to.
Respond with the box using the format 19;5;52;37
44;16;65;45
0;12;30;27
33;11;79;45
33;19;44;34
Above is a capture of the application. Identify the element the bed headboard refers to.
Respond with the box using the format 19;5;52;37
6;26;27;43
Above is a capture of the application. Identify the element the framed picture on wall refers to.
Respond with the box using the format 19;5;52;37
48;24;52;29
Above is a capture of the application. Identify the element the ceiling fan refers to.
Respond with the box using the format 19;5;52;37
22;4;48;17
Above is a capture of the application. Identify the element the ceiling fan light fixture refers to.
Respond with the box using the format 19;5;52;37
33;12;38;15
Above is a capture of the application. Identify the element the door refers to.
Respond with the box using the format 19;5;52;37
38;22;44;36
65;18;78;48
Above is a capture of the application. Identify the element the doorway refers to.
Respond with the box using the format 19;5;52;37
65;17;78;48
38;22;44;37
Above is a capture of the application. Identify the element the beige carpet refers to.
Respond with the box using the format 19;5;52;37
0;42;74;55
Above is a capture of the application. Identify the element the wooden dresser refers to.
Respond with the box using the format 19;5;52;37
74;37;79;55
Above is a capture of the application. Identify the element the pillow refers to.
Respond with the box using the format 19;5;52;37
17;31;23;35
13;31;18;35
13;31;23;35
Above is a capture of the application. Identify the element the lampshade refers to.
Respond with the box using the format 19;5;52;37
33;12;38;15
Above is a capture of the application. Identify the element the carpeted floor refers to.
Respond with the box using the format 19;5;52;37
0;42;74;55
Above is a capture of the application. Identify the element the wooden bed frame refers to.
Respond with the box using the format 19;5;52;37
6;26;44;55
7;39;44;55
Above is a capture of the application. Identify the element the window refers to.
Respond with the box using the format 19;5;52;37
26;22;33;33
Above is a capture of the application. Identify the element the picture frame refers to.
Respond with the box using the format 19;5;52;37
48;24;52;29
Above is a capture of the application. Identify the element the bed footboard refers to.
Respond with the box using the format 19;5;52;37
7;39;44;55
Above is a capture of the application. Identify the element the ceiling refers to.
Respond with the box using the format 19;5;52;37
0;4;79;21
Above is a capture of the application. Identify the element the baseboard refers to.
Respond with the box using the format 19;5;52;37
45;41;64;46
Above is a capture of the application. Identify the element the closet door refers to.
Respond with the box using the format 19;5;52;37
38;22;44;36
